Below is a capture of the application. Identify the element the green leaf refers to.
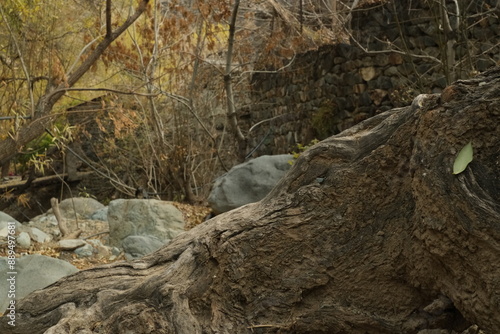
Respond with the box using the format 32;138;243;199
453;142;473;175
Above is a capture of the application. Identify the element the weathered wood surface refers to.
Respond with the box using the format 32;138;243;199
1;67;499;333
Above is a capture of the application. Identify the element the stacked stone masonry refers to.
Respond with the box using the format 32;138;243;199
244;0;499;156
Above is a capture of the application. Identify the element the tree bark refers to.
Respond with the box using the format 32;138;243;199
1;67;499;333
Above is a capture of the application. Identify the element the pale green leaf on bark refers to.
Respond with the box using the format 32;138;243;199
453;142;473;175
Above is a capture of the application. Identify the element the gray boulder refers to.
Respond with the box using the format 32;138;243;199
0;211;18;224
74;244;94;257
0;254;78;313
90;206;108;221
208;154;293;214
29;213;58;228
27;198;105;239
58;239;86;250
56;197;105;219
107;199;185;248
16;232;31;248
83;239;112;259
29;227;51;243
122;235;165;260
0;221;22;238
0;221;49;246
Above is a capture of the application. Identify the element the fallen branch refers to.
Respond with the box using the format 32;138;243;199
50;197;81;239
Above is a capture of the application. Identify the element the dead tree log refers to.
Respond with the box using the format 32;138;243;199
1;67;499;333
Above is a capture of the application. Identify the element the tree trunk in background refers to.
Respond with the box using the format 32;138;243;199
1;68;499;334
224;0;247;161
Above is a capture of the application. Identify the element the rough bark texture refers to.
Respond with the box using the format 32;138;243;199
1;68;499;333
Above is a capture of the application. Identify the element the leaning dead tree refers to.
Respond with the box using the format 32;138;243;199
2;67;499;333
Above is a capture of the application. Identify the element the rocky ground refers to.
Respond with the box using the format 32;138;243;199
0;201;211;270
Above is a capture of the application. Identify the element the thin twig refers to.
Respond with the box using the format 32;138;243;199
346;27;442;64
52;87;159;97
159;89;229;172
248;114;286;133
240;53;297;76
247;324;284;329
83;231;110;240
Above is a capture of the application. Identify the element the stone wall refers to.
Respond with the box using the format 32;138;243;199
244;0;499;157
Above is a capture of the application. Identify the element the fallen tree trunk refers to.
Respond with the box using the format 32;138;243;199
0;172;92;192
1;67;499;333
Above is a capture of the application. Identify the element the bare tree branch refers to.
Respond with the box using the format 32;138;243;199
0;0;151;166
0;5;35;117
224;0;246;147
106;0;112;38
